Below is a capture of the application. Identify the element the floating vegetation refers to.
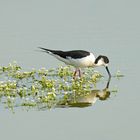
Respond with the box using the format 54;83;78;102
114;70;124;79
0;62;123;111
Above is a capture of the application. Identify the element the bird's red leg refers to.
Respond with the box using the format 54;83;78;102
78;68;82;77
73;69;78;79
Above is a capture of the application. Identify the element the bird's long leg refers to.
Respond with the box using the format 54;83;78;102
78;68;82;77
105;66;111;80
73;68;78;79
73;68;82;79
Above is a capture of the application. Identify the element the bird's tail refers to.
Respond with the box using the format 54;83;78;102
38;47;54;54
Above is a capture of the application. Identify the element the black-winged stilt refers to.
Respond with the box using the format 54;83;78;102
39;47;111;79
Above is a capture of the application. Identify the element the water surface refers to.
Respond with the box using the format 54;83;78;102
0;0;140;140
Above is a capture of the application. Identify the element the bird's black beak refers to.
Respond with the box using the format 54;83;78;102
105;66;111;79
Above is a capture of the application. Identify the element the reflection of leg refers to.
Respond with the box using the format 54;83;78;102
78;68;82;77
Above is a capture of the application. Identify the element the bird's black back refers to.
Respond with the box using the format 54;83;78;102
39;47;90;59
64;50;90;59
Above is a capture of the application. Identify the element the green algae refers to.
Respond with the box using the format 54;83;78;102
0;62;123;111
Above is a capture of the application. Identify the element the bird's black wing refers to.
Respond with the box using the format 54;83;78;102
39;47;68;58
65;50;90;59
39;47;90;59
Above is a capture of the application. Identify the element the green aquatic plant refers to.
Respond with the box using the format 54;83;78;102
91;72;102;87
11;71;36;80
115;70;124;79
21;101;36;107
39;76;55;90
57;66;73;78
0;62;121;111
0;62;21;73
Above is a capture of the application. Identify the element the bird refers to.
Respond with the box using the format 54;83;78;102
39;47;111;79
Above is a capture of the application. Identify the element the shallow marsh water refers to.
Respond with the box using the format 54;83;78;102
0;63;119;110
0;0;140;140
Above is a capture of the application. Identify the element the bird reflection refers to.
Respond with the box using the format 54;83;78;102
57;78;111;108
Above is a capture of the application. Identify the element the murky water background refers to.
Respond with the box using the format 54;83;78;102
0;0;140;140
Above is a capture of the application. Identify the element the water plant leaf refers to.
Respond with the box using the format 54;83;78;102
0;62;120;111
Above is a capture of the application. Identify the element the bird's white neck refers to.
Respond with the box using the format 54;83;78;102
94;59;105;67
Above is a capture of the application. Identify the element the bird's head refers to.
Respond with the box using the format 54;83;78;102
95;55;111;78
94;55;109;67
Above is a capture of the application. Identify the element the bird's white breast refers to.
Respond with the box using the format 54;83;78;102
67;53;95;68
50;52;95;68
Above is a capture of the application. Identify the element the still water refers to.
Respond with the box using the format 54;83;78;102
0;0;140;140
